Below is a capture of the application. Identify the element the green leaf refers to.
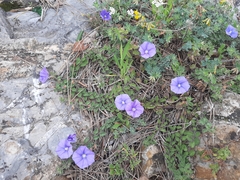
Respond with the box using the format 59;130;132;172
180;41;192;51
112;122;121;129
76;30;84;41
32;6;42;16
80;59;89;67
117;112;123;120
122;40;131;60
76;57;81;65
189;150;195;156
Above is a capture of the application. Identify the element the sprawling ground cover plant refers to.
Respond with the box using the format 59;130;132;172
55;0;240;179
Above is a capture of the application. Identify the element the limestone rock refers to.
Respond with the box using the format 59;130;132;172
229;141;240;161
141;145;166;178
215;123;240;143
195;92;240;179
0;8;13;39
0;0;94;179
195;163;215;180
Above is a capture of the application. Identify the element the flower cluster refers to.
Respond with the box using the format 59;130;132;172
115;94;144;118
109;7;116;15
152;0;165;7
134;10;141;20
225;25;238;39
127;9;134;17
56;134;95;169
39;67;49;83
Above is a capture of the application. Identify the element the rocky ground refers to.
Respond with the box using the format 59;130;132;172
194;93;240;179
1;0;240;180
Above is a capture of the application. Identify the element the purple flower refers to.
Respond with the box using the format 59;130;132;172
39;67;49;83
67;134;77;143
56;139;73;159
125;100;144;118
226;25;238;38
72;146;95;169
170;76;190;94
115;94;132;110
100;10;111;21
139;41;156;59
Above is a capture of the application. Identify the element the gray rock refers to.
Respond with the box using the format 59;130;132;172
3;0;95;46
0;8;13;39
0;0;94;179
29;122;47;146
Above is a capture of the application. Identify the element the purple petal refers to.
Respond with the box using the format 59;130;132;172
140;53;150;59
139;42;156;59
80;158;89;169
125;108;135;117
85;147;95;156
72;146;95;169
67;134;77;143
125;100;144;118
133;106;144;118
226;25;233;35
170;76;190;94
181;81;190;91
140;42;149;50
86;154;95;163
230;31;238;38
115;94;132;110
100;10;111;21
170;84;180;94
148;48;156;57
146;42;155;51
139;46;145;55
39;67;49;83
226;25;238;38
56;139;73;159
177;76;187;83
72;152;83;163
170;77;179;86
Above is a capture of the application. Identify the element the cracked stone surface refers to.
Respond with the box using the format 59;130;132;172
0;0;94;179
195;92;240;180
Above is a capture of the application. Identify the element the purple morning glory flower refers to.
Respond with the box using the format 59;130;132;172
100;10;111;21
72;146;95;169
115;94;132;110
56;139;73;159
39;67;49;83
170;76;190;94
125;99;144;118
67;134;77;143
225;25;238;38
139;41;156;59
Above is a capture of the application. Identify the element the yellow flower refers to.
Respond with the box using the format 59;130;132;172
139;16;146;27
202;18;211;26
219;0;226;4
146;22;155;31
134;10;141;20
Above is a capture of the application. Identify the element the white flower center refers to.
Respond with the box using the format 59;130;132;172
65;147;69;151
145;50;149;54
178;84;181;88
132;108;136;111
82;154;86;158
122;101;125;104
